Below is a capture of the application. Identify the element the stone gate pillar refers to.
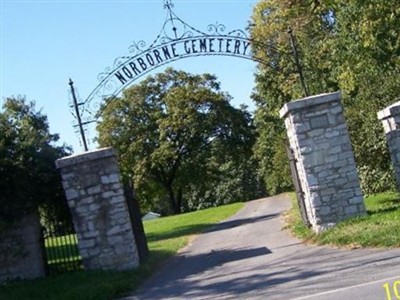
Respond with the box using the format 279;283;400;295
280;92;366;232
55;147;140;271
378;102;400;190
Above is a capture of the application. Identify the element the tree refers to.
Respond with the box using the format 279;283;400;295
331;0;400;193
0;97;70;234
250;0;341;195
97;68;262;214
250;0;400;194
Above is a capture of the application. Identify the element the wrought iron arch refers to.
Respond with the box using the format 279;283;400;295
71;0;305;150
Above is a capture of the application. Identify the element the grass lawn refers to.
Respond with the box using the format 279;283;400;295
0;202;244;300
286;191;400;248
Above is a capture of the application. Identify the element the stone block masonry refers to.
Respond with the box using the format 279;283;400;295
378;102;400;190
280;92;366;232
55;147;140;271
0;213;46;283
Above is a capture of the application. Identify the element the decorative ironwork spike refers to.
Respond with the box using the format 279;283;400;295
164;0;174;10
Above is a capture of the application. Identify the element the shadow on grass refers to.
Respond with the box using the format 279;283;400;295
47;261;83;275
45;242;82;275
46;244;80;260
368;205;400;215
0;249;174;300
367;196;400;215
146;213;280;243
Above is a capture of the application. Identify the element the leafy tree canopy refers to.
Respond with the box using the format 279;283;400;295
250;0;400;194
0;97;70;233
97;68;264;214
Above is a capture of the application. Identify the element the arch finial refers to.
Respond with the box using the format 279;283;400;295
164;0;174;10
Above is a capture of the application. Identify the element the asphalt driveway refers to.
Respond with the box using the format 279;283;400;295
121;194;400;300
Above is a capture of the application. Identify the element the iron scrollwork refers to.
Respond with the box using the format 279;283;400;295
73;0;267;148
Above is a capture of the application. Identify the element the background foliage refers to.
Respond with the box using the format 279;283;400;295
250;0;400;195
0;97;70;235
97;68;264;215
3;0;399;229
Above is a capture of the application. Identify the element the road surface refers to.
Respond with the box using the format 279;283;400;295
121;194;400;300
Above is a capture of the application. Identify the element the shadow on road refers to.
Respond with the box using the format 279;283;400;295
126;195;400;300
178;246;272;274
133;246;400;300
205;213;281;233
146;213;280;243
132;246;324;300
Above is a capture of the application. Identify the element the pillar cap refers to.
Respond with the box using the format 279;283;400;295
377;101;400;120
55;147;116;169
279;91;342;119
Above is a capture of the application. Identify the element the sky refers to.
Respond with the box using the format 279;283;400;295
1;0;259;153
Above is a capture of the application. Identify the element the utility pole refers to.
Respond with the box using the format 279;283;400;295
288;28;310;97
69;79;89;152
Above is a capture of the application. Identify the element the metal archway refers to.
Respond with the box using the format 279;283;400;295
70;0;306;150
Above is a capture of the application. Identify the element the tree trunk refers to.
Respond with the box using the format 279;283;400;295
167;185;181;214
176;188;183;213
